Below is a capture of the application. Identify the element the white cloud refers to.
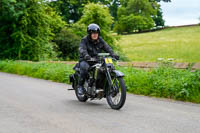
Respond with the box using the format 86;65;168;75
160;0;200;26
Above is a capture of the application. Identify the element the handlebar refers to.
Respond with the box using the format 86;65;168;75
87;57;119;62
87;58;98;62
86;53;119;62
97;53;110;56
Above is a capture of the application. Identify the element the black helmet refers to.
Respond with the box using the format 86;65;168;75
87;23;100;34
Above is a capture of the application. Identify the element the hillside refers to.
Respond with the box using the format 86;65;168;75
117;26;200;62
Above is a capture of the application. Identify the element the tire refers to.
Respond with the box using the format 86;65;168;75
74;78;88;102
106;77;126;110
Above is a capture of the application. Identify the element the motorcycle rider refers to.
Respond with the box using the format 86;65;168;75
77;23;119;95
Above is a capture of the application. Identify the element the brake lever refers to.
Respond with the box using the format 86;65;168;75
111;58;118;61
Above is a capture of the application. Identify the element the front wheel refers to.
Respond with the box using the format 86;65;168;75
106;77;126;110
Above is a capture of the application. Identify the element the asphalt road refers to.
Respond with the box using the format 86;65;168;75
0;72;200;133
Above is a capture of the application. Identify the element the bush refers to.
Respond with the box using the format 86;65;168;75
54;28;81;60
69;23;87;38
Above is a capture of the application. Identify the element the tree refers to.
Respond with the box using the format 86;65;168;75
109;0;120;20
79;3;113;32
78;3;115;47
114;0;156;33
114;15;154;34
152;0;169;27
0;0;65;61
47;0;171;25
155;0;171;2
48;0;113;23
53;3;124;60
127;0;157;17
199;17;200;25
153;8;165;27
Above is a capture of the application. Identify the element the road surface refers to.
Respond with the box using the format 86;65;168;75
0;72;200;133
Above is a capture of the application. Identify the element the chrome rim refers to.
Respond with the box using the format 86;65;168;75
110;78;121;105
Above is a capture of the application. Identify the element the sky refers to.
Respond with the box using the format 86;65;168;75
160;0;200;26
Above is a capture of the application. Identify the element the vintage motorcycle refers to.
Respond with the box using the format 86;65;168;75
69;53;126;110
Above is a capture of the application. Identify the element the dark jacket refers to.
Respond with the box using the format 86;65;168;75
79;35;114;61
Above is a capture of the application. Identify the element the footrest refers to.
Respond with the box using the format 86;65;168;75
68;88;75;91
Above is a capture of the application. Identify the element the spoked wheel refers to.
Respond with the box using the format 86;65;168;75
106;77;126;110
74;77;88;102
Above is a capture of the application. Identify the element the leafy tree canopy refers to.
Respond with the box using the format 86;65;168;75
0;0;65;61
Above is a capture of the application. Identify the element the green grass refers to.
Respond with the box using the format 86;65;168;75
118;66;200;103
0;60;74;84
0;60;200;103
117;26;200;62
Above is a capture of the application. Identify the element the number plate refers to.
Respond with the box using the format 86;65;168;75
105;58;113;64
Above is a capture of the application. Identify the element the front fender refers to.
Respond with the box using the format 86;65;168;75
112;70;124;77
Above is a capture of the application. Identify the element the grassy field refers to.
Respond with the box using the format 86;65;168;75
117;26;200;62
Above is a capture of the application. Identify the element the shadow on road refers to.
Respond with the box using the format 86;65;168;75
70;99;104;105
62;99;126;113
63;99;108;108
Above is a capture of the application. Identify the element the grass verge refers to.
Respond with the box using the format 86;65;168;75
0;60;200;103
0;60;74;84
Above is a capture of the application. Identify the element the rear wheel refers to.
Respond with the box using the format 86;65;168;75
74;75;88;102
106;77;126;110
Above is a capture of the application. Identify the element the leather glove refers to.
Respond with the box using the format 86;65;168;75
84;55;91;60
112;54;120;60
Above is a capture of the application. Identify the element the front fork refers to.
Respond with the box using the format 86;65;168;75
105;67;119;95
